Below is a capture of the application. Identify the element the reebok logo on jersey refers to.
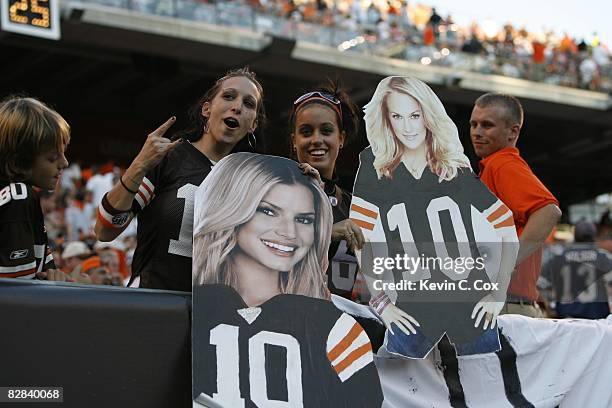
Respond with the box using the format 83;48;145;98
10;249;29;260
237;307;262;324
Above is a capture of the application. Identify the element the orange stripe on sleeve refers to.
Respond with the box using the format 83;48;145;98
2;268;36;278
141;182;153;196
487;204;510;223
327;323;363;361
494;217;515;229
351;204;378;219
137;190;149;206
96;208;116;229
332;343;372;375
351;218;375;231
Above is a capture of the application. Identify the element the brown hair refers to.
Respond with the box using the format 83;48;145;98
0;96;70;181
173;67;266;142
289;78;360;146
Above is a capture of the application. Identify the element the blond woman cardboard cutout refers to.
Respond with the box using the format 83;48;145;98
350;76;519;359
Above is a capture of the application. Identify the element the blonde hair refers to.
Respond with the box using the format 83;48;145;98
193;153;331;299
363;76;470;181
0;96;70;181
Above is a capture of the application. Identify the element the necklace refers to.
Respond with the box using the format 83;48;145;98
322;175;339;207
403;157;427;178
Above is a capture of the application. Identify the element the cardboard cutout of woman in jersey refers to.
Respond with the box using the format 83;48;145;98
350;76;519;359
191;153;383;407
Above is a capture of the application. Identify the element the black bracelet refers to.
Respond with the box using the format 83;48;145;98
120;175;138;195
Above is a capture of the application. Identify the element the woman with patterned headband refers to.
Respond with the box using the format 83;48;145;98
288;81;367;300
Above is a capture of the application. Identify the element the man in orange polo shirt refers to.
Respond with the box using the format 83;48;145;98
470;93;562;317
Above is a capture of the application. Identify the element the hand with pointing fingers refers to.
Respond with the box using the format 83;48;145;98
133;116;181;174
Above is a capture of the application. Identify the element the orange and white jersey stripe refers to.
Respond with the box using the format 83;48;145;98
134;177;155;210
96;205;129;230
0;261;36;278
326;313;374;382
349;196;386;243
483;200;516;236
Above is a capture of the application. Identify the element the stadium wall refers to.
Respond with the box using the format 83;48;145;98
0;279;192;407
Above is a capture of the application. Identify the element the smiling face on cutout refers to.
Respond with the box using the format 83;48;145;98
202;76;260;147
236;183;315;273
386;91;427;152
292;104;345;180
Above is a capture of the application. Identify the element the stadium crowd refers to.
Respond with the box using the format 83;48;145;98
257;0;611;91
123;0;612;92
38;164;137;286
256;0;611;91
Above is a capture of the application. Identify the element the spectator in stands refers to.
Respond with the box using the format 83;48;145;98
462;31;485;55
86;165;115;207
40;190;65;242
64;189;95;242
541;220;611;319
60;162;81;192
398;0;412;31
0;96;72;282
530;37;546;81
444;14;457;47
579;51;600;90
95;67;266;291
61;240;91;275
288;81;364;298
422;23;435;47
470;93;561;317
94;240;129;285
366;3;381;25
79;256;111;285
597;210;612;253
427;7;442;42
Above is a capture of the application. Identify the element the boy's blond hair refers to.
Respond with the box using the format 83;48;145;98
0;96;70;181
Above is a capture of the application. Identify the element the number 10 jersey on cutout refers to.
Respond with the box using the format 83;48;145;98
191;153;383;407
193;285;383;407
351;148;517;358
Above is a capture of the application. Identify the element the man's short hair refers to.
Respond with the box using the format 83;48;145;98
475;93;524;128
0;96;70;181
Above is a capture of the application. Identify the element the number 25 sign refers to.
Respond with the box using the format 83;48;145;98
1;0;60;40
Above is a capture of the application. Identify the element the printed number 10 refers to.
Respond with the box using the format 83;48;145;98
208;324;304;407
